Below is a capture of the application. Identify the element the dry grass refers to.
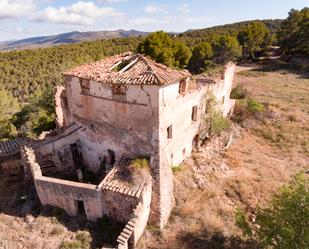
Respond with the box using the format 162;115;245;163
138;67;309;249
0;66;308;249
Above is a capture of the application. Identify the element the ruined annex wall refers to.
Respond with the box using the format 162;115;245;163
99;168;149;224
63;76;160;171
34;124;81;172
23;147;144;225
101;189;139;223
211;63;236;116
35;177;102;220
116;179;152;249
54;86;71;128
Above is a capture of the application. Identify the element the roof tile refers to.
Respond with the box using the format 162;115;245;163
64;52;191;86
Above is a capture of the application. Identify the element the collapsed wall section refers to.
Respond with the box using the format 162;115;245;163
22;146;152;248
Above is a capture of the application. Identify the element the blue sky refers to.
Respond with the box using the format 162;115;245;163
0;0;308;41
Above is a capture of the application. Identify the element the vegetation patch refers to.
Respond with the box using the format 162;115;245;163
232;98;265;123
130;158;150;170
172;164;183;174
230;84;248;99
235;173;309;249
59;240;82;249
208;109;231;136
76;231;92;249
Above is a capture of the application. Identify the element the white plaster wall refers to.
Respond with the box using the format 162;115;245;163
159;84;205;166
212;63;236;116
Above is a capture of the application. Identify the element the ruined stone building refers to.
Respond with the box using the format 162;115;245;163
0;52;236;248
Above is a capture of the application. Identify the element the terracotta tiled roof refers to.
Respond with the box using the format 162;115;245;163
64;52;191;86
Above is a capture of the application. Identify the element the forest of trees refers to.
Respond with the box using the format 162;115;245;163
0;8;307;140
278;7;309;55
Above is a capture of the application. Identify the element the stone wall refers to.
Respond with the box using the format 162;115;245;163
63;77;160;172
34;123;82;172
116;178;152;249
22;147;148;225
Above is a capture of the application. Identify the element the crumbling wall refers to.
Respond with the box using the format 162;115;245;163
99;168;148;224
22;147;148;228
55;86;66;128
211;62;236;116
116;178;152;249
63;77;160;172
34;124;81;172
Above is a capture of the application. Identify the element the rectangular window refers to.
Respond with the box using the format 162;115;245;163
179;79;187;94
222;95;225;104
80;78;90;95
191;105;198;121
167;125;173;139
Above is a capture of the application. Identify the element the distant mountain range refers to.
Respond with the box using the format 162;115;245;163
0;19;282;51
0;29;148;51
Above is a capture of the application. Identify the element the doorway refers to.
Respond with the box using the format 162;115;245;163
70;143;83;169
107;149;115;165
77;200;86;216
192;134;200;151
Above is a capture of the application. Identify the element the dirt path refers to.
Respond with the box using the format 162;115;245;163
235;64;257;73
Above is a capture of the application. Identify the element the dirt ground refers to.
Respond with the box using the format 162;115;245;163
0;65;308;249
137;65;309;249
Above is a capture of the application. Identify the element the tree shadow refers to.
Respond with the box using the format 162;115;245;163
253;58;309;79
0;176;124;249
179;229;260;249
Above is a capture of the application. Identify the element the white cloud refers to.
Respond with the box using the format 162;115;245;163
145;5;166;14
0;0;35;19
177;3;190;14
34;1;122;26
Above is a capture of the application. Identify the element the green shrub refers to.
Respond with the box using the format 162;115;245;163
76;231;92;249
230;85;248;99
172;165;183;174
130;158;149;170
247;99;265;113
236;173;309;249
59;240;82;249
209;110;231;135
232;98;265;123
235;209;252;237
